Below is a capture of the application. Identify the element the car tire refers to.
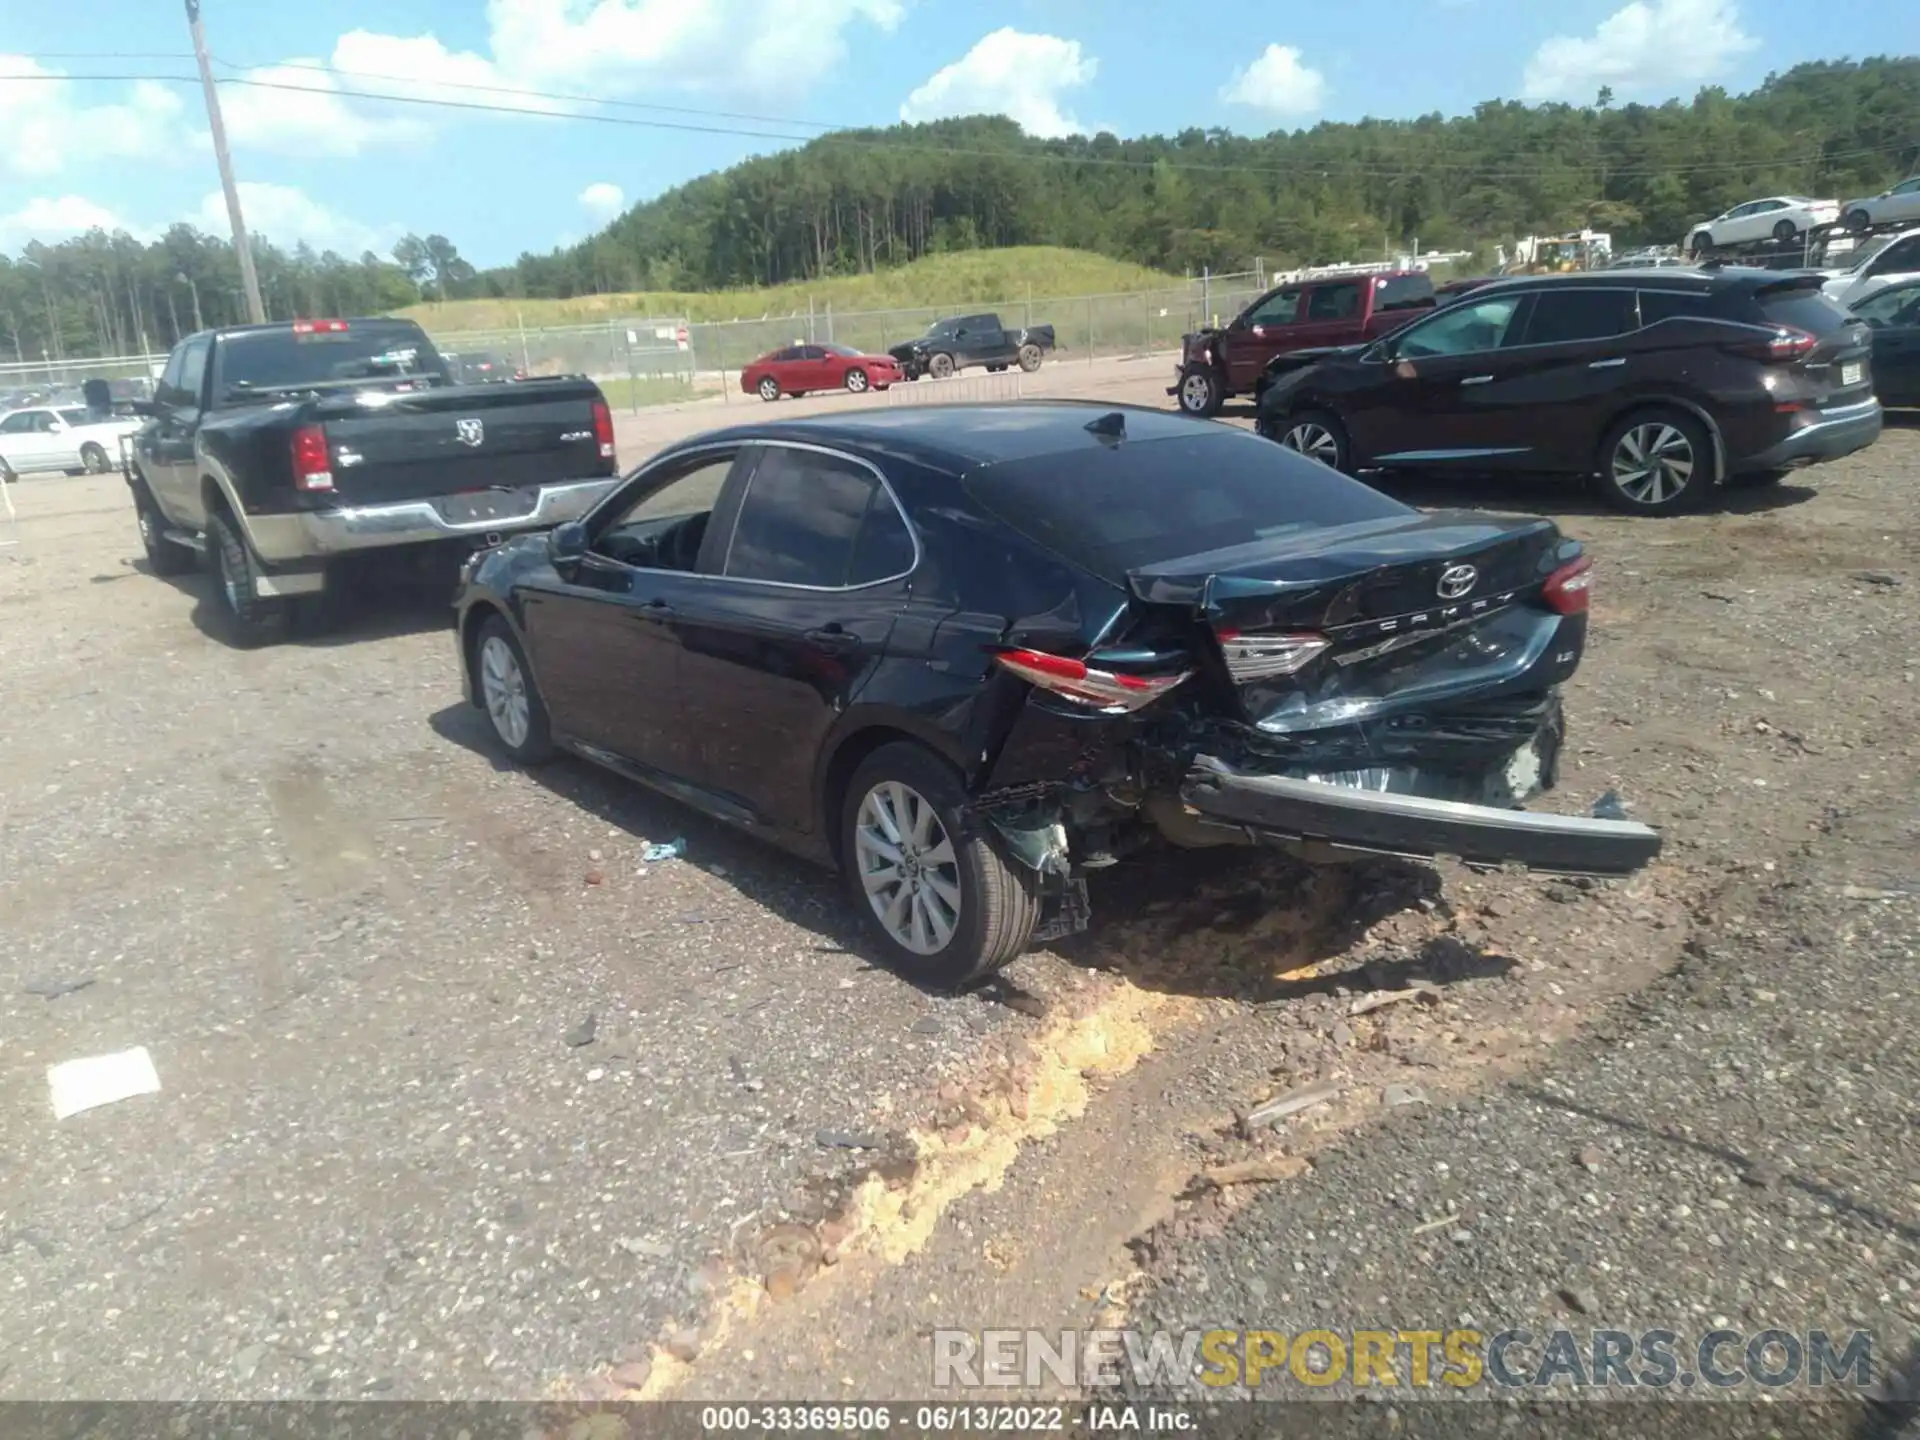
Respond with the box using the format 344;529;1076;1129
472;614;555;765
1175;368;1224;417
928;352;956;380
80;442;111;473
1595;409;1713;516
207;511;287;645
1772;218;1800;244
132;482;194;576
840;742;1040;991
1016;343;1043;373
757;376;780;401
1843;208;1871;233
844;368;869;394
1688;232;1715;260
1273;408;1350;472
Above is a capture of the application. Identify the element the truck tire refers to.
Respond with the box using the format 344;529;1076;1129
928;352;957;379
207;511;287;646
132;482;195;576
1176;368;1225;417
839;742;1040;991
1017;343;1043;373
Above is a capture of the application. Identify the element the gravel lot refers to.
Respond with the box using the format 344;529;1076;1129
1;354;1914;1410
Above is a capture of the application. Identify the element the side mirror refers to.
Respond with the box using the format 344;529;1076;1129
548;520;588;567
128;399;158;417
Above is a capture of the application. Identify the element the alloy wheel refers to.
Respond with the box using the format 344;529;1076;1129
1282;421;1340;467
854;780;962;956
846;369;869;393
1178;373;1214;413
758;377;779;401
479;634;532;749
1611;423;1694;507
216;542;244;613
138;504;157;551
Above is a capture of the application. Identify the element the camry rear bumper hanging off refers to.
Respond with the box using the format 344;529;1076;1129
1179;755;1662;877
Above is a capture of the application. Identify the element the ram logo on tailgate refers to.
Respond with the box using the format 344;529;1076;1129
455;418;484;447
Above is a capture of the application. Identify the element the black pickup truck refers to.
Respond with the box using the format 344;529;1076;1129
887;312;1056;380
126;317;619;643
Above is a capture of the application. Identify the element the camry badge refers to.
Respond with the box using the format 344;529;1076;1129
1436;563;1478;599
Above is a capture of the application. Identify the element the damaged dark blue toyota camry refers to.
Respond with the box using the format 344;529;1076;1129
453;402;1660;988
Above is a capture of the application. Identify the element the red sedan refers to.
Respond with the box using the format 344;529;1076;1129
741;343;900;401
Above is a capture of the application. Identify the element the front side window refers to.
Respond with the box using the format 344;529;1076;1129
725;447;910;588
1892;179;1920;196
590;451;739;571
1870;237;1920;275
173;337;212;406
1394;295;1525;358
1245;289;1302;327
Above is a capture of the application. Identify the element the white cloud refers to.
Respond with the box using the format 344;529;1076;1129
1521;0;1759;102
216;1;901;156
899;29;1096;139
196;183;399;257
1219;44;1326;116
0;195;143;251
0;56;188;176
578;183;626;221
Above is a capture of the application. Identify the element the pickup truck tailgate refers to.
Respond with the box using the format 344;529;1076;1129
316;380;609;504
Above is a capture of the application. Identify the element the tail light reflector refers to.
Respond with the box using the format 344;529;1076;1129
291;319;350;336
1542;556;1593;615
290;424;333;492
994;648;1190;713
1727;325;1816;363
590;397;616;462
1214;629;1330;679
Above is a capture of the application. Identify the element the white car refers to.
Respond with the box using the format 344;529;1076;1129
1840;177;1920;233
1819;227;1920;307
0;404;142;477
1685;196;1840;253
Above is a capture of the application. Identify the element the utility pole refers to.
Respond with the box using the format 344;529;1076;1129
185;0;265;324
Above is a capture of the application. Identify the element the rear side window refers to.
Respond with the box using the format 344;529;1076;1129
1375;273;1435;312
1869;237;1920;275
1522;288;1637;344
1753;285;1851;334
962;431;1410;581
1637;290;1715;324
1305;282;1363;321
725;446;912;588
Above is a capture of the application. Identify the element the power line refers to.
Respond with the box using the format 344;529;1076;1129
7;67;1914;181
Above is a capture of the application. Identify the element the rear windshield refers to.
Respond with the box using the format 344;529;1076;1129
962;432;1411;580
1752;284;1851;333
213;324;448;397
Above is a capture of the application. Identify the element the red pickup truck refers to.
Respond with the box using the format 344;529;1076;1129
1170;270;1436;416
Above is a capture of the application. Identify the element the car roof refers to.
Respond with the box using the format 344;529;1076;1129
1461;267;1802;298
674;402;1229;473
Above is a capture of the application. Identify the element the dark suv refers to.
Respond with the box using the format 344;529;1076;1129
1255;268;1882;514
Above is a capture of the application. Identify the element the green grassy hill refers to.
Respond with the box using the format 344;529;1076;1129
399;247;1186;330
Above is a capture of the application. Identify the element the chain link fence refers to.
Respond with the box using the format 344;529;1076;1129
3;269;1273;411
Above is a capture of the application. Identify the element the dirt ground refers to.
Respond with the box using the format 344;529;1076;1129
1;353;1915;1408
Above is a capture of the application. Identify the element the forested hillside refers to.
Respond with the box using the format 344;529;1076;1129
4;56;1915;362
507;57;1919;296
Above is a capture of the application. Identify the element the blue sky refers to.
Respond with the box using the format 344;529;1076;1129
2;0;1914;267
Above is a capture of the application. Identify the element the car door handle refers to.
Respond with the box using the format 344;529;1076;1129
1588;358;1627;369
1459;375;1493;386
805;625;860;653
635;598;675;620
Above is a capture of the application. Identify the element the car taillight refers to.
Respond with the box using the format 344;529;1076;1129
590;398;615;461
1729;325;1817;363
1542;556;1592;615
1214;629;1330;680
290;424;332;492
291;319;350;336
993;648;1190;713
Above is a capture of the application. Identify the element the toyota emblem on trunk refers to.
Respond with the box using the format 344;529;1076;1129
1436;564;1478;599
455;418;484;447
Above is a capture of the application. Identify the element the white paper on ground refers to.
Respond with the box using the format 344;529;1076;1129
48;1046;162;1119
